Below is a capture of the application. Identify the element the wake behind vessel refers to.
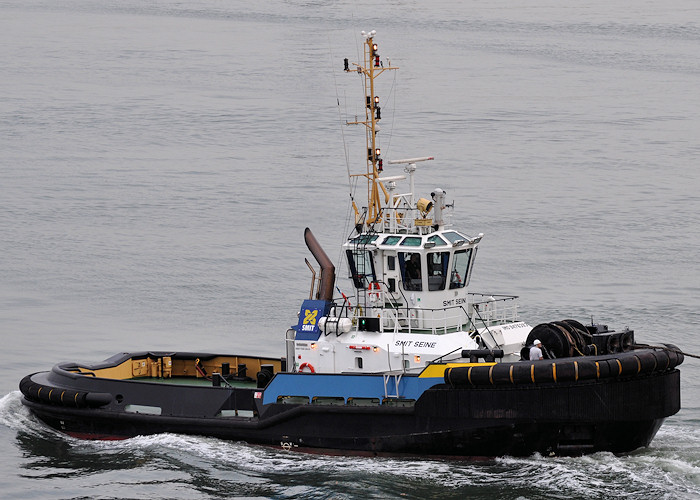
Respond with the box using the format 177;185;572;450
19;32;683;457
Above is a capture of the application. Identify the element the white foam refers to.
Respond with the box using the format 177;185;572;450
0;391;63;439
4;391;699;498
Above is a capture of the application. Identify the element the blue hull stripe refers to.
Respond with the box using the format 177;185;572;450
262;373;442;404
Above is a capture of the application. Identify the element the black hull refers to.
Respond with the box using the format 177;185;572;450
20;358;681;457
24;399;667;457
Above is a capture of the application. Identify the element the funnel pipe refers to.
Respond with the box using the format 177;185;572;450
304;228;336;301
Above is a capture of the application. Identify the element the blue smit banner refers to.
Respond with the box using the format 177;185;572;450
295;299;332;340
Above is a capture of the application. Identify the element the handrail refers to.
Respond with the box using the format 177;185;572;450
332;294;520;336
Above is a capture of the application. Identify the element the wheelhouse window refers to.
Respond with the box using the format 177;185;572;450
382;236;401;245
443;231;467;245
346;249;376;289
427;235;447;246
400;237;422;247
427;252;450;291
350;234;379;245
450;249;473;289
399;252;422;291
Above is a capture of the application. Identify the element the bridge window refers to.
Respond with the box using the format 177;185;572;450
351;234;379;244
428;235;447;246
450;249;473;289
400;237;422;246
382;236;401;245
443;231;467;244
427;252;450;291
346;250;376;289
399;252;422;291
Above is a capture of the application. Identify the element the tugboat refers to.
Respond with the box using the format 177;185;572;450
19;31;683;457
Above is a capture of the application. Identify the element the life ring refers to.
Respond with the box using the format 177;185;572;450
368;282;381;302
298;362;315;373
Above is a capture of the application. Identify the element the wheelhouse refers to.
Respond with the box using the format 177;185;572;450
344;230;479;296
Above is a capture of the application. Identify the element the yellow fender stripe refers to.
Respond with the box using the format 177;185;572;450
530;364;535;383
595;362;600;379
635;356;641;374
467;367;473;385
574;361;579;381
552;363;557;383
509;365;514;384
488;365;494;385
615;359;622;376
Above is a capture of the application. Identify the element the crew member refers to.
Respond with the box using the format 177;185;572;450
529;339;544;360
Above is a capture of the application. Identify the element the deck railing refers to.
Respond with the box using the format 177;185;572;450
346;293;520;335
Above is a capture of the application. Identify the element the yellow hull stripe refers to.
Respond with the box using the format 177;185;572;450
419;362;496;379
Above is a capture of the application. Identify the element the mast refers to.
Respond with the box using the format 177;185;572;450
345;31;398;228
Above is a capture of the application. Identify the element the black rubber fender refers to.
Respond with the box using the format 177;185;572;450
511;362;536;384
445;347;683;388
552;360;578;382
636;350;658;374
618;354;641;376
576;359;599;381
18;374;110;408
663;344;684;368
533;362;556;384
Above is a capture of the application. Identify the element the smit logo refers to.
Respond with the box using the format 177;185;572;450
303;309;318;325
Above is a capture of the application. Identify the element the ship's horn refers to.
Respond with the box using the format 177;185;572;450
304;228;336;302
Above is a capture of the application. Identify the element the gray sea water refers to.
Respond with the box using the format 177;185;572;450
2;1;700;498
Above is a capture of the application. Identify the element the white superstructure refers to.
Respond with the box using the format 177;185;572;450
290;32;532;374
